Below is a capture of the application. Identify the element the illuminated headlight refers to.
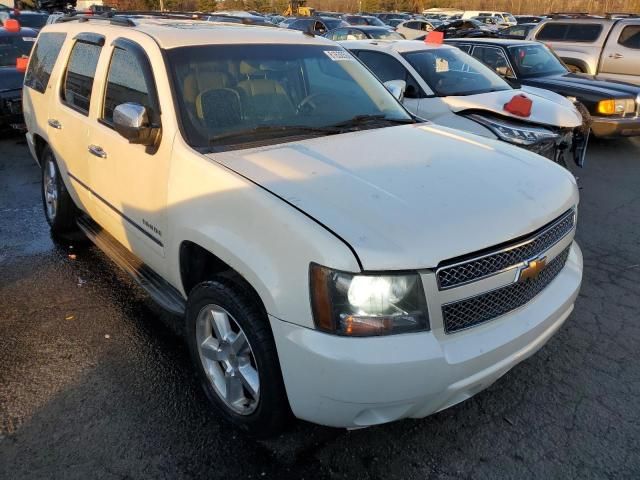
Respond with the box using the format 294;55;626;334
309;264;429;336
468;113;560;146
597;98;635;115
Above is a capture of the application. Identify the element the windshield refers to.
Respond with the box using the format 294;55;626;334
369;30;404;40
365;16;387;27
0;34;35;67
402;48;511;96
507;44;568;78
324;18;347;29
505;14;517;23
167;44;412;150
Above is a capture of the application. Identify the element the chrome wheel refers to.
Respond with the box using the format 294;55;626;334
43;157;58;221
195;304;260;415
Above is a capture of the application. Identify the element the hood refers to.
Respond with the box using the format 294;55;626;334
206;124;578;270
0;67;25;93
442;88;582;128
524;73;640;99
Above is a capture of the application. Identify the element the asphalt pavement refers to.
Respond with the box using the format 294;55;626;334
1;132;639;479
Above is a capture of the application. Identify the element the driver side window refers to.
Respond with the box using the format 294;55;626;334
356;50;423;98
471;46;514;77
102;45;154;125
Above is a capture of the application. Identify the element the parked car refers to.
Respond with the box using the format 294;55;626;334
285;16;348;35
447;38;640;138
342;40;586;166
461;11;517;26
498;23;537;39
0;10;48;31
24;15;583;436
375;12;411;25
386;18;404;29
471;15;509;30
342;14;390;28
325;25;404;41
205;13;276;27
526;14;640;83
396;19;438;39
435;19;496;38
0;20;36;131
514;15;545;24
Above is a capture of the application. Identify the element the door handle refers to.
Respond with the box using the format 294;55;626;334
88;145;107;159
608;53;623;59
47;118;62;129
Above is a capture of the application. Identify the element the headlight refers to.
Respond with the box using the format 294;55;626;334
468;114;560;146
309;264;429;336
597;98;635;115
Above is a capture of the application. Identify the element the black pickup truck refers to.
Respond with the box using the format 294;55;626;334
446;38;640;138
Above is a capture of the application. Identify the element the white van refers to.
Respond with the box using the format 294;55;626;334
462;11;517;26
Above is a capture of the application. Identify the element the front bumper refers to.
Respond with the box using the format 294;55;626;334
591;115;640;138
0;94;24;131
271;242;582;428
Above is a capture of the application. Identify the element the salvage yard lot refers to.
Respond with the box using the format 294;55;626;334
1;134;639;479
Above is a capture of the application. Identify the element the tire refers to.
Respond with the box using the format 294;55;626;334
185;276;291;437
41;145;79;236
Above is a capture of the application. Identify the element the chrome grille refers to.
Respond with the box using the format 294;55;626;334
437;209;575;290
442;246;571;334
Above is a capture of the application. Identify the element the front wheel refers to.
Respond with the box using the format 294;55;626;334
185;277;291;437
41;145;80;236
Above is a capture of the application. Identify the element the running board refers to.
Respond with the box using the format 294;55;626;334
77;215;186;316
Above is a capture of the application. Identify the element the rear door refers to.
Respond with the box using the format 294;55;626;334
47;33;105;215
599;21;640;85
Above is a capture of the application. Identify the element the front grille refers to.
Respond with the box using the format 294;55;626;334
442;246;571;334
437;209;575;290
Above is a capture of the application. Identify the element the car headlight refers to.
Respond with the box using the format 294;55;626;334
309;264;429;336
597;98;635;115
467;113;560;146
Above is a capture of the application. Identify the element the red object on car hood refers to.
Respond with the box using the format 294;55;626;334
4;19;20;32
424;31;444;44
504;94;532;117
16;57;28;73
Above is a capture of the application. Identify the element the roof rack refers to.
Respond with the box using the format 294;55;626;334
59;13;137;27
549;12;602;19
604;12;640;19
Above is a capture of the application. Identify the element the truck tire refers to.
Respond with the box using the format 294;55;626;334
41;145;80;236
185;277;291;437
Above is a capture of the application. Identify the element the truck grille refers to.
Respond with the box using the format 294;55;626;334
437;209;575;290
442;246;571;334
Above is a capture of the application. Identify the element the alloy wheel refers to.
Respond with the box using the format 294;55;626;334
43;157;58;221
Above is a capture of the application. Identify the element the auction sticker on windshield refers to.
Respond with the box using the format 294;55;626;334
324;50;353;61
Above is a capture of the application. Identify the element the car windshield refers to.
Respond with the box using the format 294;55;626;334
323;18;347;29
505;14;517;23
369;29;404;39
0;34;35;67
507;44;568;78
167;44;412;150
402;47;511;96
365;16;387;27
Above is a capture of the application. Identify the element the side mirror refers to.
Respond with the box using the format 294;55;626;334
383;79;406;102
113;103;158;146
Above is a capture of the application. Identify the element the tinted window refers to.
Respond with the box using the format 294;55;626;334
9;13;48;29
536;23;568;40
103;47;152;124
507;44;567;78
24;32;65;93
471;46;514;77
619;25;640;49
0;33;36;68
62;41;101;114
537;22;602;42
356;50;422;98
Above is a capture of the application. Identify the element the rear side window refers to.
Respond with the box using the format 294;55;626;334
24;32;66;93
62;41;102;114
618;25;640;49
537;22;602;42
355;50;423;98
102;47;151;124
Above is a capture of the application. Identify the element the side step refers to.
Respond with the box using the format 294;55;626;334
77;215;186;316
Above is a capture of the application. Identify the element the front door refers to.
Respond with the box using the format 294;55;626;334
87;37;169;273
599;22;640;85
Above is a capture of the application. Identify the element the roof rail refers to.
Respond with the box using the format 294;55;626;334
549;12;603;19
605;12;640;19
59;13;137;26
105;10;206;19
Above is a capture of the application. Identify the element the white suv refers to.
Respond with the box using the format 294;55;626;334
23;15;583;435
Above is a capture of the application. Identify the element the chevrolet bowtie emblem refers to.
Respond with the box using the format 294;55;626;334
518;256;547;283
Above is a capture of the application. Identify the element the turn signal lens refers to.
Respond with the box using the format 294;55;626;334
597;100;615;114
597;99;635;115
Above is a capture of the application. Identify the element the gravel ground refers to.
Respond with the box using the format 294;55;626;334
1;133;639;479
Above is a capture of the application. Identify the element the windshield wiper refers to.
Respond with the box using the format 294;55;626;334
209;125;340;145
330;114;415;129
